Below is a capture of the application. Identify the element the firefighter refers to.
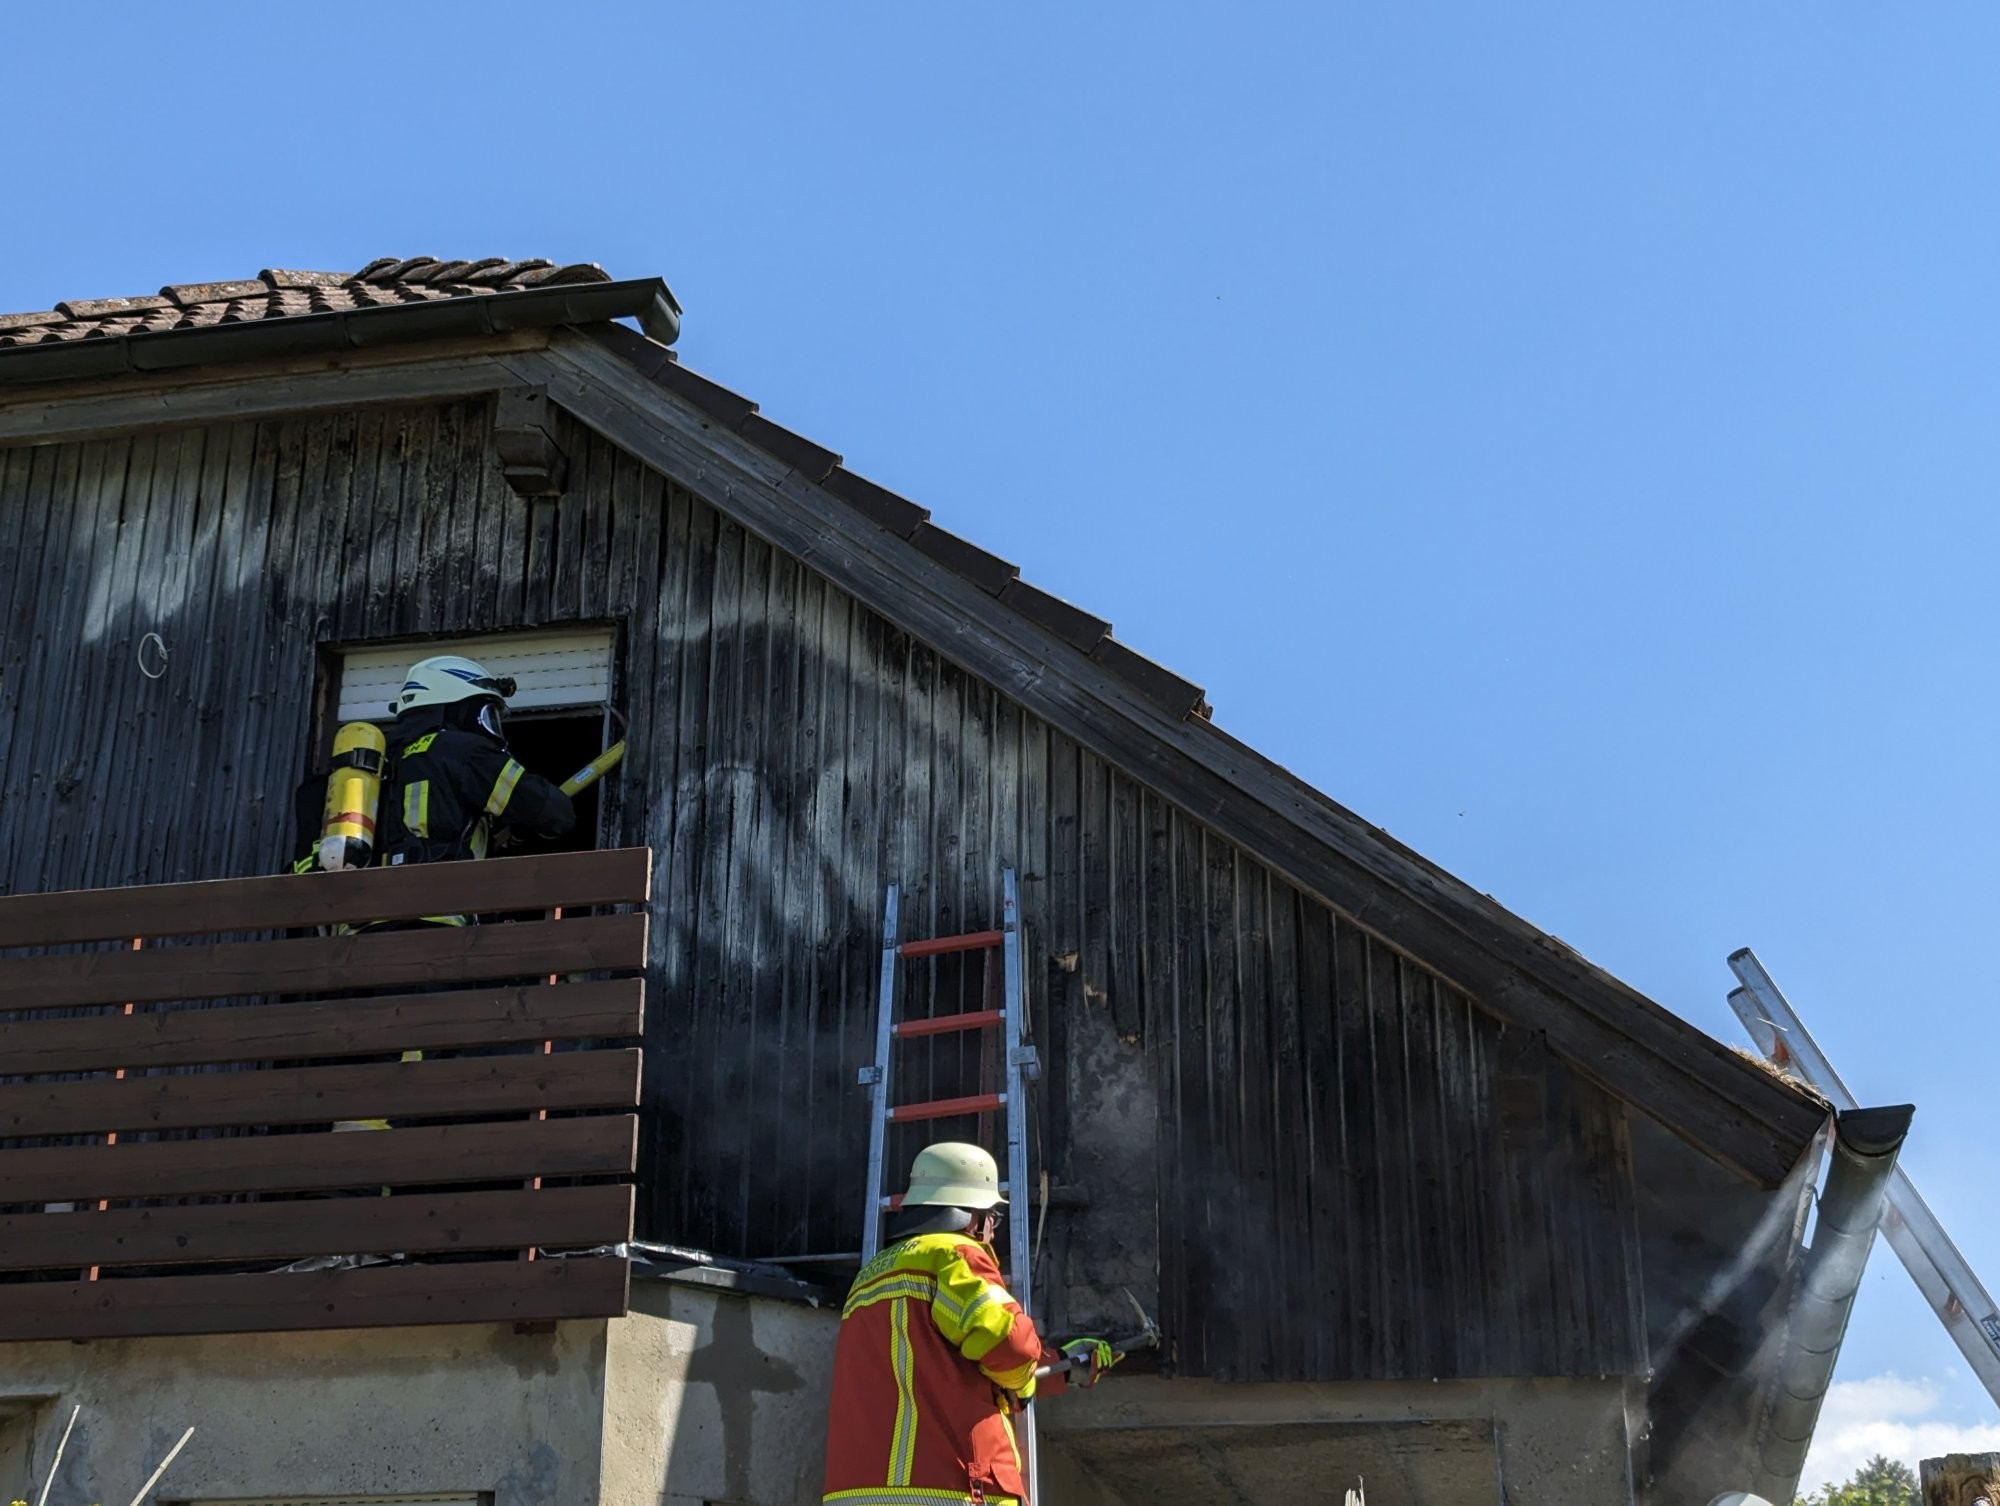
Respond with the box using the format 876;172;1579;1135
289;656;576;893
376;654;576;915
821;1142;1119;1506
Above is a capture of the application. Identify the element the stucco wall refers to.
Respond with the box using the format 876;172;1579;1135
1040;1374;1638;1506
0;1318;610;1506
602;1273;840;1506
0;1282;1637;1506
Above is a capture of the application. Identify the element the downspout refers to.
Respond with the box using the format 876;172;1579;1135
1750;1103;1916;1504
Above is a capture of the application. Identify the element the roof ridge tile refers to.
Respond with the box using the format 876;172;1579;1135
161;279;266;307
261;269;349;291
55;295;169;320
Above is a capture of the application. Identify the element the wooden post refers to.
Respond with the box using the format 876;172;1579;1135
521;905;560;1263
1922;1453;2000;1506
87;936;143;1281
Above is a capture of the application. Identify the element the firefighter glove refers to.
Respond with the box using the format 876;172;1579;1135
1062;1338;1118;1388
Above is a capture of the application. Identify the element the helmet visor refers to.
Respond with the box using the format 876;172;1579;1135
476;701;505;740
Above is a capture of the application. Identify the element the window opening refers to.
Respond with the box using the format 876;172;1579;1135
306;627;622;868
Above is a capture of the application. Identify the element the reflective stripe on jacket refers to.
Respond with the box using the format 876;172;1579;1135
821;1233;1059;1506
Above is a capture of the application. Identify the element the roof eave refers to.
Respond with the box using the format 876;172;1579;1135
0;277;679;388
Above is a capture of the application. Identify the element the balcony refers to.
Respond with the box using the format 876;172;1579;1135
0;848;650;1342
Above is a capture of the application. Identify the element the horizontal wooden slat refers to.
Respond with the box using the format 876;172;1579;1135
0;912;647;1012
0;1253;632;1341
0;847;653;948
0;1114;639;1204
0;977;645;1076
0;1183;634;1271
0;1048;641;1139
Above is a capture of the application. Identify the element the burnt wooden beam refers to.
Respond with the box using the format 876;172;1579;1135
529;330;1824;1188
493;383;569;498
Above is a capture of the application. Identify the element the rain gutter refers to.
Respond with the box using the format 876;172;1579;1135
0;276;680;388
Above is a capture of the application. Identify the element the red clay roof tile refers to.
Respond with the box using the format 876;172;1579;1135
0;259;616;350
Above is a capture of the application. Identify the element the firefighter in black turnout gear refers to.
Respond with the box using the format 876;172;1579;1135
377;655;575;920
292;654;577;894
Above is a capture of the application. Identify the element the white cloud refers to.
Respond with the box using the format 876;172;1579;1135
1799;1373;2000;1493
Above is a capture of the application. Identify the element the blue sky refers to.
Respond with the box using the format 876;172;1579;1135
6;3;1997;1483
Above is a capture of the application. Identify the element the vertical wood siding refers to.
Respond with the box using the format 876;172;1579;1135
0;399;1642;1380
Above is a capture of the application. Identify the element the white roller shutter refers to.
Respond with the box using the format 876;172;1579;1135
336;629;615;723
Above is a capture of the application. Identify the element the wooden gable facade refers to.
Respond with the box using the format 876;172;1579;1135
0;270;1828;1416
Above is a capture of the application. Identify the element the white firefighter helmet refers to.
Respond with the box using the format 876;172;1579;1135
903;1142;1005;1210
389;656;517;718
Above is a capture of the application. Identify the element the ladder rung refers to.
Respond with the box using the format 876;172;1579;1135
889;1092;1005;1124
894;1009;1004;1039
899;930;1004;959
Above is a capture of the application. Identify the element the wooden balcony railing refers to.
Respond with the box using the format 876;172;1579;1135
0;848;651;1342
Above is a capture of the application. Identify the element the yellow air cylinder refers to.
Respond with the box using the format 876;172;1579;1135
318;722;388;872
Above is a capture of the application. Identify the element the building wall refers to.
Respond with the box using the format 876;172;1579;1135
0;1284;1640;1506
0;1318;611;1506
1041;1374;1641;1506
603;1275;839;1506
0;396;1642;1382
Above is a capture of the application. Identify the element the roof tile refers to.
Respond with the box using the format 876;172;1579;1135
909;522;1019;595
1089;638;1210;720
56;296;170;320
822;467;929;538
652;360;760;430
161;279;266;307
531;263;613;287
740;414;841;482
0;257;635;354
260;269;349;291
0;310;65;332
999;580;1110;653
585;321;674;380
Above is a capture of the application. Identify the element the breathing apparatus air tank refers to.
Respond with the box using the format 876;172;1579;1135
317;722;388;872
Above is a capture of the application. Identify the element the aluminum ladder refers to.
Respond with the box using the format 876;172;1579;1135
1729;946;2000;1409
858;868;1042;1494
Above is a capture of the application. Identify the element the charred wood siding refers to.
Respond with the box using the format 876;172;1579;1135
0;398;1642;1381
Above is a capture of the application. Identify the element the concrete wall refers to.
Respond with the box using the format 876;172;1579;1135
0;1319;611;1506
602;1272;840;1506
1041;1375;1639;1506
0;1281;1638;1506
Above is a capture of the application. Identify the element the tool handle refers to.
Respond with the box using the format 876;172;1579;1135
1033;1330;1158;1380
560;739;628;797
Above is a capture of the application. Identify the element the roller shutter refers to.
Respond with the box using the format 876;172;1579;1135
336;629;615;723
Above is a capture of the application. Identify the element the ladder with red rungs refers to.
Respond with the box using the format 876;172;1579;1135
859;868;1038;1282
857;867;1042;1498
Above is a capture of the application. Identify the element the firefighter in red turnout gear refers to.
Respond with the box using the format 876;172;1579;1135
822;1143;1118;1506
